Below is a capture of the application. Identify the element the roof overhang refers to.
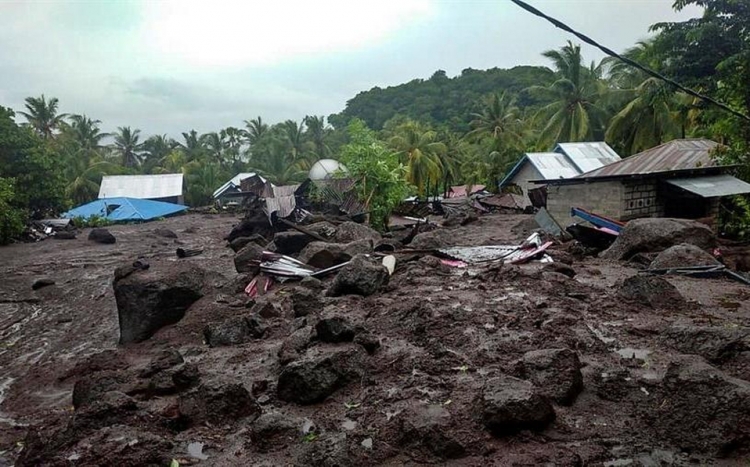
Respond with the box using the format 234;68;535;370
529;165;737;185
665;174;750;198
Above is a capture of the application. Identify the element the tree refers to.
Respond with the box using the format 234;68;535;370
19;95;67;139
467;92;524;148
112;127;143;168
243;117;269;147
304;115;330;158
282;120;306;159
178;130;205;161
57;115;114;204
529;42;608;149
184;161;225;206
388;121;446;197
142;135;175;174
200;132;227;167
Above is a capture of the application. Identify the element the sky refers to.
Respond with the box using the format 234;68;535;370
0;0;702;137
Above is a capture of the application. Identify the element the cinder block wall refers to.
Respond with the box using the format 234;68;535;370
546;181;625;223
622;181;664;220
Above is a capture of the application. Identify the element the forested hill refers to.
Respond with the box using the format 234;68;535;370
328;66;555;132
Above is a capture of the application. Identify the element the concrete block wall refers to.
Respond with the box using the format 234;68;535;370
546;181;625;223
622;181;664;220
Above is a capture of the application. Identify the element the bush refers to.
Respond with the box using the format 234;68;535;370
0;178;25;244
71;215;112;228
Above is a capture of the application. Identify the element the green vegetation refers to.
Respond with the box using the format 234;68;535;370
1;0;749;239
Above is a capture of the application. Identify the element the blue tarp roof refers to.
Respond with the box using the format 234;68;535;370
63;197;187;222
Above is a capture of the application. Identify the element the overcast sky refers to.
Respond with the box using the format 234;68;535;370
0;0;701;137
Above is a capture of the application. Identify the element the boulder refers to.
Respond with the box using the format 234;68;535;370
602;218;716;260
299;239;373;269
178;381;261;426
294;432;350;467
618;275;685;309
234;242;265;274
303;221;337;239
278;326;314;365
274;231;315;255
145;363;200;396
290;287;324;317
521;348;583;405
249;411;303;452
250;299;282;319
334;221;381;243
277;346;366;404
139;349;184;378
72;370;134;409
88;228;116;244
410;229;454;250
649;243;720;270
315;316;356;343
113;263;206;344
399;405;466;459
663;324;749;363
354;332;381;355
327;254;388;297
203;315;266;347
479;374;555;435
53;231;76;240
229;234;267;253
153;228;177;238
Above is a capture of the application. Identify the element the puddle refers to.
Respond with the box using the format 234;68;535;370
616;348;651;361
341;419;357;431
187;442;208;460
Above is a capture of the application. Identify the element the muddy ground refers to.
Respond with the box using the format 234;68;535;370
0;212;749;466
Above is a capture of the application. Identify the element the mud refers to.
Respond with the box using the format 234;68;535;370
1;212;750;465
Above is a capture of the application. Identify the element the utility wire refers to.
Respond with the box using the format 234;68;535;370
509;0;750;122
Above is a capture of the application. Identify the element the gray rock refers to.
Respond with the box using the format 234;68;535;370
521;348;583;405
88;228;116;244
278;326;313;365
277;346;366;404
410;229;454;250
479;374;555;435
234;242;265;274
294;432;350;467
274;231;315;255
354;332;381;355
153;228;177;238
663;324;749;363
602;218;716;260
139;349;184;378
334;221;381;243
31;278;55;290
250;411;303;452
315;316;355;343
649;243;720;270
327;254;388;297
251;299;282;319
290;287;324;317
299;239;373;269
113;262;205;344
229;234;268;253
178;381;261;426
203;315;266;347
618;275;685;309
399;405;466;459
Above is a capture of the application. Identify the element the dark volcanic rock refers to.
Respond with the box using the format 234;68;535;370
294;432;350;467
327;254;388;297
31;278;55;290
229;234;267;252
479;374;555;435
250;299;282;319
291;287;324;317
602;218;716;260
53;231;76;240
315;316;356;343
277;346;366;404
649;243;720;270
334;221;381;243
234;242;265;274
139;349;184;378
618;275;685;309
541;263;577;278
73;370;134;409
521;348;583;405
178;381;261;426
153;228;177;238
663;324;749;363
299;239;373;269
203;315;266;347
400;404;466;459
249;411;303;452
278;326;314;365
410;229;454;250
354;332;381;355
274;231;315;255
113;262;205;344
88;228;116;244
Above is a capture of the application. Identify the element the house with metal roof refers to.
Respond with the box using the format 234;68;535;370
213;173;265;206
499;142;621;205
98;174;184;204
533;139;750;229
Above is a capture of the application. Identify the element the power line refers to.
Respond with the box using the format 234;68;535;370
509;0;750;122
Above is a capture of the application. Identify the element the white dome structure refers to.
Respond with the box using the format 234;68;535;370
309;159;348;181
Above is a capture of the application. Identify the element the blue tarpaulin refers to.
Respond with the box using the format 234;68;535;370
63;197;187;222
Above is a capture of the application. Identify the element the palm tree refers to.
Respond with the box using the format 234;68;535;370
388;121;447;197
142;135;175;173
19;95;67;139
179;130;205;161
221;127;245;165
243;117;268;146
184;161;224;206
66;160;118;205
67;114;109;152
112;126;143;168
467;92;524;147
529;42;608;149
282;120;306;159
200;132;227;166
304;115;330;158
250;135;309;185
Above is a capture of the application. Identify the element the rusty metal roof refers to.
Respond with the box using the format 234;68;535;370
578;139;719;178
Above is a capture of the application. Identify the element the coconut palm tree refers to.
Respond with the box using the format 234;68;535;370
529;42;608;149
142;134;176;173
112;126;143;168
467;92;524;147
19;95;67;139
243;117;268;146
179;130;205;161
282;120;306;160
304;115;330;158
388;121;447;197
200;132;227;167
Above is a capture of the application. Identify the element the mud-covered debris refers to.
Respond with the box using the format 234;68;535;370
278;326;314;365
251;299;282;319
53;231;76;240
31;278;55;290
602;218;716;260
249;411;303;452
300;276;324;291
644;355;750;455
649;243;720;270
277;346;366;404
334;221;381;243
315;316;356;343
139;349;184;378
88;228;116;244
229;234;268;252
203;315;266;347
274;231;316;255
541;263;576;278
178;381;261;426
294;432;350;467
176;247;203;258
354;331;381;355
234;242;265;274
72;370;134;409
479;374;555;435
618;275;685;309
399;404;466;459
521;348;583;405
70;391;139;433
410;229;454;250
291;287;324;317
113;262;205;344
663;324;749;363
327;254;389;297
154;228;177;238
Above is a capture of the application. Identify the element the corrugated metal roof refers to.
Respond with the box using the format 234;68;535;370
527;152;581;180
555;142;621;173
579;139;719;178
666;174;750;197
213;172;259;198
99;174;183;200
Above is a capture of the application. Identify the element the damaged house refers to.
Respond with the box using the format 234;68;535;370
499;142;621;207
534;139;750;229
